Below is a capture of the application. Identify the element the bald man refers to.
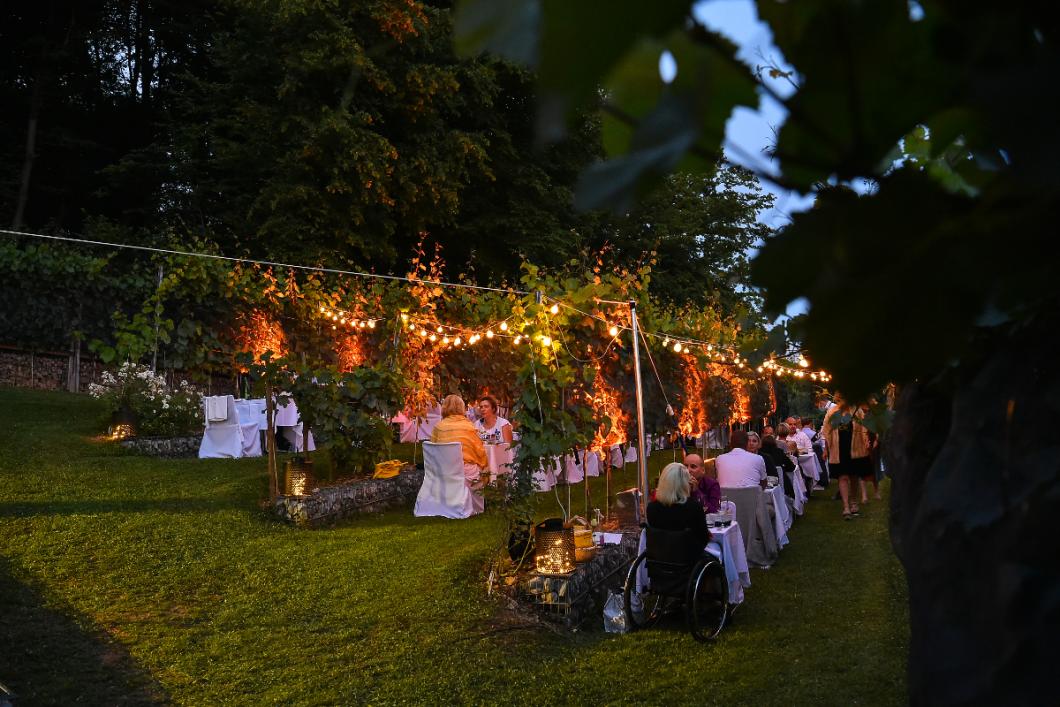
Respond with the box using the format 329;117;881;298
684;453;721;513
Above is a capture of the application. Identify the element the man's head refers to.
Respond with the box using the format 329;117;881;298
763;425;774;437
785;416;798;428
730;429;749;451
684;453;704;478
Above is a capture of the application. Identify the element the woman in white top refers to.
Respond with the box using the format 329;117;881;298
475;394;513;444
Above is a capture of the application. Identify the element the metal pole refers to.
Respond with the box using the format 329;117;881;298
629;300;649;518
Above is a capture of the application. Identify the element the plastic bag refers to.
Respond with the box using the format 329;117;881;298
603;591;628;634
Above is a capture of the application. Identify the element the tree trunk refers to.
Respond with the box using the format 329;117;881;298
12;75;43;229
887;314;1060;705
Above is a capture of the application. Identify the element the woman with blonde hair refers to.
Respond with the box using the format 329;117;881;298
430;394;488;487
822;396;872;520
646;463;711;557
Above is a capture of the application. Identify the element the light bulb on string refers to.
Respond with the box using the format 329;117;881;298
663;338;670;347
514;335;522;345
673;342;682;353
367;320;375;329
408;322;415;331
454;336;462;346
436;326;444;334
400;313;409;322
549;304;559;315
799;357;809;368
499;322;508;331
318;305;326;313
419;329;427;337
609;325;619;337
541;335;552;347
486;330;494;339
442;336;450;345
429;333;437;342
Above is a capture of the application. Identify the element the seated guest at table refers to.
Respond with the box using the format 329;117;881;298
684;453;721;513
431;394;488;487
763;425;775;438
646;463;711;556
775;422;799;456
475;394;513;445
755;432;796;496
715;430;767;489
784;416;814;456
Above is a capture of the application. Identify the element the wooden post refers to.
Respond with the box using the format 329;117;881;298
266;388;278;501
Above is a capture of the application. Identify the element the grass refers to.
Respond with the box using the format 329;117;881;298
0;387;909;705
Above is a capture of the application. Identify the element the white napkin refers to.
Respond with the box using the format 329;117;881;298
206;396;228;422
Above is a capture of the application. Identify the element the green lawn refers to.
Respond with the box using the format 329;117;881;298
0;387;908;705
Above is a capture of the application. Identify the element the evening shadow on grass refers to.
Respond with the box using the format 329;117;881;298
0;557;170;705
0;497;249;518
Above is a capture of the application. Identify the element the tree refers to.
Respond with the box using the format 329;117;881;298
453;1;1059;702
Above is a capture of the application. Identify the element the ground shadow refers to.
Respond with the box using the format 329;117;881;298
0;557;170;705
0;497;248;518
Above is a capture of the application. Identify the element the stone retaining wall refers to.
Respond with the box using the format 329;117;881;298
517;531;640;629
119;435;202;458
274;466;423;527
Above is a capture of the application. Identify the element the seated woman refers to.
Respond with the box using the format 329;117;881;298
751;431;796;497
430;394;488;487
475;394;513;445
646;463;711;560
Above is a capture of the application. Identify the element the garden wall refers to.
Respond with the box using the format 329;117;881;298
119;435;201;458
274;466;424;527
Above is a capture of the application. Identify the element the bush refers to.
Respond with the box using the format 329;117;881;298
88;363;203;437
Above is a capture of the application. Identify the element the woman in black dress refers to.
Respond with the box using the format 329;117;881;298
823;398;872;520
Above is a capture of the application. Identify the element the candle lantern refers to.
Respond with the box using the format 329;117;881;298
533;518;576;574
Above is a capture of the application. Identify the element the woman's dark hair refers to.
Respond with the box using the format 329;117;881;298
479;394;498;413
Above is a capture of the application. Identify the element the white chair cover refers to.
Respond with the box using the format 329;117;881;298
624;445;638;464
563;453;584;484
199;395;243;459
787;467;808;515
797;454;821;483
415;442;480;519
584;450;601;478
273;395;299;427
280;424;316;453
609;444;624;468
485;442;513;482
533;457;559;492
234;399;266;458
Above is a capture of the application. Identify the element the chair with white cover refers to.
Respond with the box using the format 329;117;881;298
414;442;482;518
233;399;265;458
280;423;316;453
533;457;559;491
563;453;584;484
199;395;243;459
584;450;601;478
610;444;624;469
624;445;639;464
720;485;779;568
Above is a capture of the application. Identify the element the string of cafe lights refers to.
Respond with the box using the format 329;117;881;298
3;228;831;381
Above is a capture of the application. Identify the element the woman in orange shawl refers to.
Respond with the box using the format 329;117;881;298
430;394;487;486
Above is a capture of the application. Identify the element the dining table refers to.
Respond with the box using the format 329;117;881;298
636;521;750;605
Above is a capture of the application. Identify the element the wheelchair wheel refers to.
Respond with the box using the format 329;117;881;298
687;558;728;642
623;552;665;630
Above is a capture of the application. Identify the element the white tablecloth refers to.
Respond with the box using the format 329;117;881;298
765;485;790;549
636;523;749;605
797;454;822;483
787;469;807;515
484;443;513;481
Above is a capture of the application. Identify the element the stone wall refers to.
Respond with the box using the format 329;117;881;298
517;531;640;629
0;345;236;395
119;435;201;458
274;466;423;527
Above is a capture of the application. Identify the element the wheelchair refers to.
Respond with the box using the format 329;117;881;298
622;526;729;642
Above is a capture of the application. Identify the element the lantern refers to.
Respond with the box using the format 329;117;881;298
534;518;576;574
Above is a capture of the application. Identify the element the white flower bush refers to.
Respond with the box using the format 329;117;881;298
90;363;204;437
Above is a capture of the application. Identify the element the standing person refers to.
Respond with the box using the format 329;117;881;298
684;453;721;513
431;394;488;488
475;394;513;445
822;397;872;520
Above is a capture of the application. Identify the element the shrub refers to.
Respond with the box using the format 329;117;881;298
88;363;203;437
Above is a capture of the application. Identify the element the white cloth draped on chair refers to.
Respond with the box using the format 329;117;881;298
233;398;266;458
584;450;601;478
609;444;624;469
533;457;560;491
563;453;584;484
199;395;243;459
414;442;482;518
624;445;638;464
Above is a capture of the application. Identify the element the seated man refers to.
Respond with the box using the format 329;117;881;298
684;453;721;513
715;430;767;489
784;416;814;456
752;432;796;497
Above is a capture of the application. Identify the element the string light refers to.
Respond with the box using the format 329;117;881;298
609;325;619;337
549;304;559;315
673;342;682;353
499;322;508;331
541;335;552;347
486;330;494;339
